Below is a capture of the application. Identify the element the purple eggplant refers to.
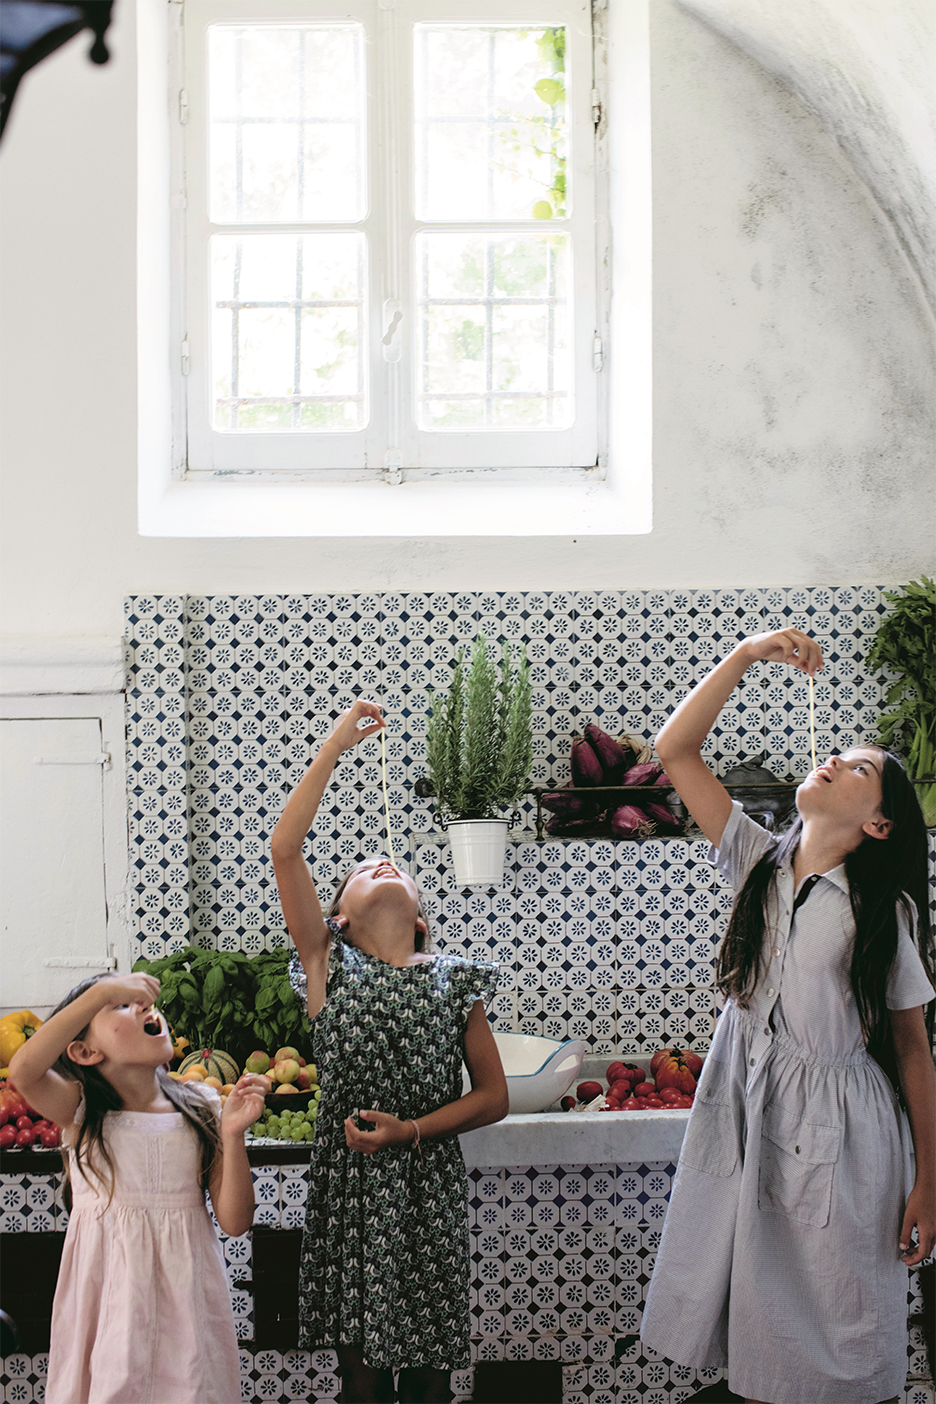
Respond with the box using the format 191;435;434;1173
621;760;664;787
645;801;680;832
570;734;604;787
542;791;602;819
583;722;630;783
610;804;656;839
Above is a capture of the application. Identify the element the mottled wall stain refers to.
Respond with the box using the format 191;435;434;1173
651;0;934;583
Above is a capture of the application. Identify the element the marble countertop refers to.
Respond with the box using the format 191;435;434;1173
458;1108;689;1167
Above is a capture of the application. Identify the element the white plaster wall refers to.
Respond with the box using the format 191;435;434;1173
0;0;932;641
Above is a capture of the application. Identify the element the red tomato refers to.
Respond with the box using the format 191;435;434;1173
14;1126;36;1148
673;1096;693;1109
633;1081;656;1098
15;1115;33;1131
39;1125;61;1148
644;1096;663;1108
658;1087;683;1104
621;1097;641;1111
3;1094;27;1121
0;1124;17;1149
609;1080;632;1102
633;1097;649;1109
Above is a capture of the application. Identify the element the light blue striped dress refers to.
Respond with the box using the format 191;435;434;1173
641;801;934;1404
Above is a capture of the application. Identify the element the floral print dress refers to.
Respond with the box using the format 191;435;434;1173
288;921;499;1371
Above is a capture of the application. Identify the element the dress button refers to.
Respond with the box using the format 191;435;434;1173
773;948;780;957
749;1057;756;1066
795;1145;801;1154
767;988;775;997
764;1027;770;1036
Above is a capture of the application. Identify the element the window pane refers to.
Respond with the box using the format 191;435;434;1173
209;25;366;223
415;25;567;222
416;232;571;429
211;233;366;431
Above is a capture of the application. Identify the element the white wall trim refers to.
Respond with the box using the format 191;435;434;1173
0;637;125;696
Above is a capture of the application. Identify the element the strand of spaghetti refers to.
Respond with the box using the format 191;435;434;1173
380;726;396;864
808;674;817;774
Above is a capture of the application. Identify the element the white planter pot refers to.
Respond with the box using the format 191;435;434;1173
447;818;509;887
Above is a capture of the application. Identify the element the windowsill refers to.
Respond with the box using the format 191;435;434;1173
138;464;651;537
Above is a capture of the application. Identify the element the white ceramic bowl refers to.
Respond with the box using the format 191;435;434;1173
463;1032;586;1115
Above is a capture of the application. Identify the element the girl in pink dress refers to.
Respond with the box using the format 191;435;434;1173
9;971;271;1404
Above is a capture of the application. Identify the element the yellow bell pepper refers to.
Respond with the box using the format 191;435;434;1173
0;1010;43;1066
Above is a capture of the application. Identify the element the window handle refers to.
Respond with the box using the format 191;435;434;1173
382;300;403;362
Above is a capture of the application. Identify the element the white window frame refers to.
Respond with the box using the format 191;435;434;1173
138;0;650;536
172;0;606;482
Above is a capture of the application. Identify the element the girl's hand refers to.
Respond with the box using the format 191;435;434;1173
899;1183;936;1267
742;627;823;678
97;972;161;1010
220;1073;272;1138
344;1109;412;1154
329;700;386;754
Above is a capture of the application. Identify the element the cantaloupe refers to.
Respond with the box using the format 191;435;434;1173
178;1049;240;1085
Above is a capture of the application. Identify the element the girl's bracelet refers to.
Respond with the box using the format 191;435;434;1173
409;1118;423;1163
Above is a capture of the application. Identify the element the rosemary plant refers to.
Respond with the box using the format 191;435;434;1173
426;635;533;823
866;576;935;827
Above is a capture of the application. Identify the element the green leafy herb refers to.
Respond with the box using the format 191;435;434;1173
865;576;935;826
426;634;533;822
131;946;311;1066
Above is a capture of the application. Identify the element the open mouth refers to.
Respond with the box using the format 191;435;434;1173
143;1013;164;1036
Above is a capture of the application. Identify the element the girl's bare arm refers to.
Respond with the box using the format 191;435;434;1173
344;1000;509;1153
208;1073;270;1236
891;1003;936;1266
8;973;160;1128
271;701;385;1017
655;630;823;847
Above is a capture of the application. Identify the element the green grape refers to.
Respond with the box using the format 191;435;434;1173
250;1122;264;1136
290;1125;305;1141
313;1088;321;1100
279;1110;293;1124
309;1105;318;1121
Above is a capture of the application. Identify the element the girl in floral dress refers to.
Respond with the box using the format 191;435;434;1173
271;699;509;1404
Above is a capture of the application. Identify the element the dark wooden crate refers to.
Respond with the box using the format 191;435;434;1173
250;1226;303;1349
0;1231;66;1354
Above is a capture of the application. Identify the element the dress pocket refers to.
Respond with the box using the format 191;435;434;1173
757;1101;841;1229
678;1093;739;1178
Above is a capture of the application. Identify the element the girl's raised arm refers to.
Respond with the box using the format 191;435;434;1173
8;973;160;1128
271;701;385;1014
655;629;822;847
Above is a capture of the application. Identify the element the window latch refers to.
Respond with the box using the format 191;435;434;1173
591;87;602;128
382;300;403;362
593;335;603;373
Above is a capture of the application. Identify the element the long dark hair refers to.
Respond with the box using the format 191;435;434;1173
327;854;433;953
52;975;221;1211
717;748;935;1082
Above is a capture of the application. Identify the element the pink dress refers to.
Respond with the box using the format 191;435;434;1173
46;1091;241;1404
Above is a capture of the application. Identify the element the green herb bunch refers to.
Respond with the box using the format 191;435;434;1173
131;946;309;1066
426;634;533;823
865;576;935;827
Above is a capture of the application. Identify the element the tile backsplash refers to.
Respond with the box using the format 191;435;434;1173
123;586;928;1056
